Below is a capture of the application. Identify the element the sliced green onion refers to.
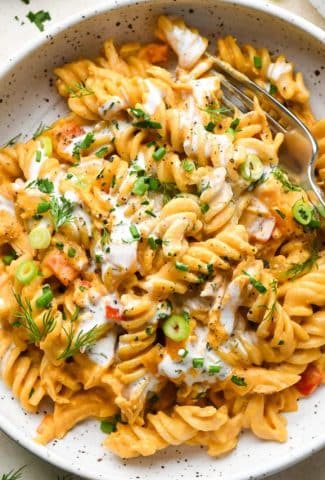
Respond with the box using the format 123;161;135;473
36;285;53;308
269;83;277;95
240;154;264;182
145;209;156;217
129;225;140;240
178;348;188;358
152;147;166;161
133;177;148;196
316;203;325;219
231;375;247;386
175;261;189;272
95;146;109;158
35;150;42;162
29;226;51;249
192;357;204;368
41;136;53;156
2;253;17;265
162;314;190;342
292;200;313;226
15;260;38;285
133;120;162;129
182;159;195;172
254;56;262;69
130;107;147;119
100;420;116;434
208;364;221;374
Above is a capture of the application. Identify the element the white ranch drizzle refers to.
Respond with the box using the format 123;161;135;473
28;144;48;180
87;327;117;366
0;194;15;214
159;325;232;385
267;62;292;82
164;23;207;69
143;80;164;115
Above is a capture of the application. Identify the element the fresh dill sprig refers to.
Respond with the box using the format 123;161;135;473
1;466;26;480
261;279;278;322
66;81;94;98
32;122;50;139
160;182;180;204
200;104;231;118
13;292;56;344
1;133;22;148
272;167;301;193
57;325;104;360
285;239;319;280
49;196;74;231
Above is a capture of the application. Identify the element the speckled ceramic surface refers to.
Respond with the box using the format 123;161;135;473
309;0;325;18
0;1;324;479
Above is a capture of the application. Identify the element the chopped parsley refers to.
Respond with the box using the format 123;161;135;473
26;178;54;194
200;202;209;214
204;121;216;132
26;10;51;32
37;201;51;214
72;132;95;159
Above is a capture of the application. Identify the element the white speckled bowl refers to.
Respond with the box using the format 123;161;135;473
0;1;324;479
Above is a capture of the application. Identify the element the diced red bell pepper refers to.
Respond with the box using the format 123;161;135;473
105;305;122;321
296;365;322;396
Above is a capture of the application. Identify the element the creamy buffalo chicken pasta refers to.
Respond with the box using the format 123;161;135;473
0;16;324;459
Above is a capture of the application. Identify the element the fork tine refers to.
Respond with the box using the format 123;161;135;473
206;52;324;207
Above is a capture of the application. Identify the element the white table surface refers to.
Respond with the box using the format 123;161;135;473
0;0;324;478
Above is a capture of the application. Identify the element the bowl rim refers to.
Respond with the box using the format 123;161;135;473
0;0;324;80
0;1;324;479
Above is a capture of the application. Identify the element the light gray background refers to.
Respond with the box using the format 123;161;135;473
0;0;324;478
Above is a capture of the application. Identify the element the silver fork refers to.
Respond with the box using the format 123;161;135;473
206;53;323;207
